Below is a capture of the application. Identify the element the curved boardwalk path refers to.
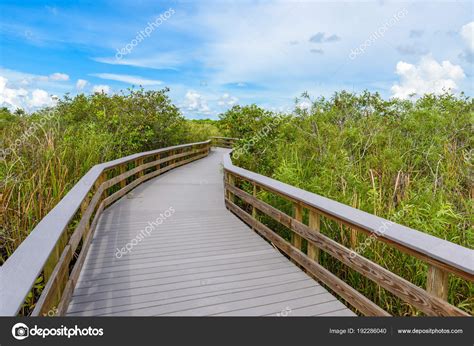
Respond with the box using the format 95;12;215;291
67;148;354;316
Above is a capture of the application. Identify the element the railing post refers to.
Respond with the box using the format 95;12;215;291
252;182;257;219
80;197;90;242
156;153;161;171
426;265;449;300
95;172;106;199
308;209;320;262
350;228;358;249
292;203;303;250
137;158;144;178
170;150;175;167
226;172;235;203
119;164;126;189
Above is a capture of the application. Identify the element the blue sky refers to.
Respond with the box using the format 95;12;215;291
0;0;472;118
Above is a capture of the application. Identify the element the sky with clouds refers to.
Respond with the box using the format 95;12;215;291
0;0;472;118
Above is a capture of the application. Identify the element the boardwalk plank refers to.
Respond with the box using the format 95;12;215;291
67;148;355;317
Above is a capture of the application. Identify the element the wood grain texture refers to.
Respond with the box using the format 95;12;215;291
31;245;72;316
308;210;320;262
292;203;303;250
426;265;449;301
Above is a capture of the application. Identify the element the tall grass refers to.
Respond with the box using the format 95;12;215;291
221;92;473;315
0;89;221;265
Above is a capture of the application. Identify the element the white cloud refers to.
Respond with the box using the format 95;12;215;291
76;79;88;90
29;89;55;107
91;73;162;86
461;21;474;51
92;54;182;70
296;100;312;110
459;21;474;63
217;93;238;107
391;56;465;99
0;76;28;110
49;72;69;81
184;90;210;113
0;76;56;110
92;85;111;94
28;72;69;83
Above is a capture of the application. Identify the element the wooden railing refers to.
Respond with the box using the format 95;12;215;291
210;136;239;148
223;151;473;316
1;136;471;317
0;140;211;316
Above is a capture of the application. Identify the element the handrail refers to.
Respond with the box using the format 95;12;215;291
223;152;473;316
210;136;240;140
210;136;239;148
0;140;211;316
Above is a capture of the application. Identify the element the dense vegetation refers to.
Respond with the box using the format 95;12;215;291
1;89;472;315
220;92;473;315
0;88;220;265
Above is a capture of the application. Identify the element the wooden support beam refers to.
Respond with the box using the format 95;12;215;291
94;173;106;199
80;197;90;243
43;234;62;282
350;227;358;249
308;210;320;262
292;203;303;250
226;172;235;203
137;158;144;178
252;183;257;219
156;153;161;170
427;265;449;301
120;165;127;188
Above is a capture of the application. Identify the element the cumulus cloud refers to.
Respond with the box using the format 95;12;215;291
217;93;238;107
76;79;88;90
49;72;69;81
391;56;465;99
184;90;210;113
459;22;474;63
0;76;28;109
29;89;55;107
460;22;474;51
92;85;111;94
0;76;57;110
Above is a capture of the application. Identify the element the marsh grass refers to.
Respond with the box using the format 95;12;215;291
224;92;473;315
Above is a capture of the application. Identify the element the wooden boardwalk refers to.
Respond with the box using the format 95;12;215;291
66;148;354;316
